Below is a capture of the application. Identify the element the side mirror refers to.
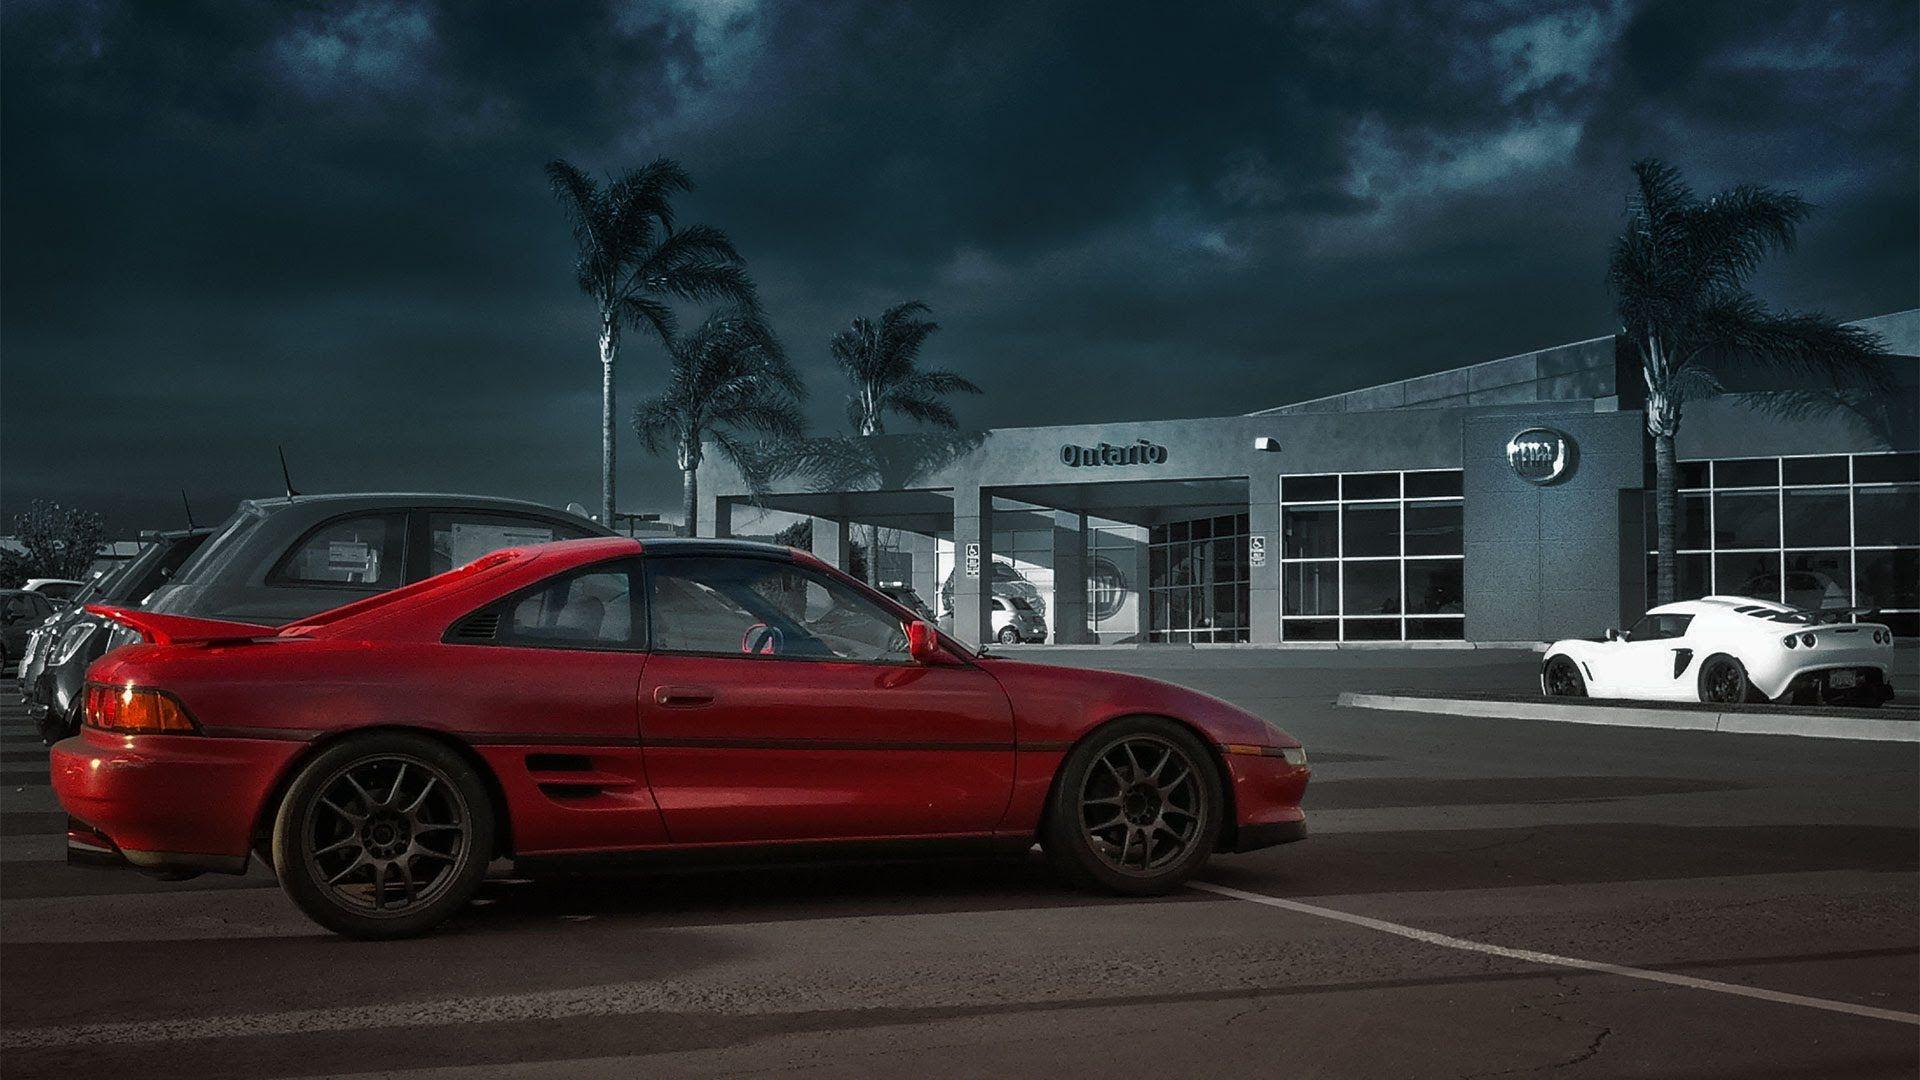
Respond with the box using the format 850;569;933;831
1603;627;1621;641
906;620;939;663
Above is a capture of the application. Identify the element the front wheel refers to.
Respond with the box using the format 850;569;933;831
1042;717;1223;895
1542;656;1586;697
1698;655;1758;705
271;732;494;939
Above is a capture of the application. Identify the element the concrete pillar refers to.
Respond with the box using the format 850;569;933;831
810;517;851;571
1248;473;1281;644
952;486;993;648
1051;511;1091;643
698;496;732;539
903;531;939;612
1131;526;1154;643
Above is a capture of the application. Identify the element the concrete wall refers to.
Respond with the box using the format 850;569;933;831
1462;409;1646;642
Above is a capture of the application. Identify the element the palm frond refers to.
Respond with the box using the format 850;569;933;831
619;295;677;341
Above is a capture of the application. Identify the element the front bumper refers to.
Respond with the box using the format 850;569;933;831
51;729;302;876
1222;752;1310;853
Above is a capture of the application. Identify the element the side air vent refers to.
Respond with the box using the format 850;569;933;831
450;611;501;642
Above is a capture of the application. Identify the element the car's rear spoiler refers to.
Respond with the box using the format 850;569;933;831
83;604;276;646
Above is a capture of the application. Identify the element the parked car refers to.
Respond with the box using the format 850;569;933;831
1541;595;1895;706
0;590;59;674
141;493;610;623
876;581;937;621
23;528;211;743
937;593;1049;645
55;537;1309;938
22;578;84;604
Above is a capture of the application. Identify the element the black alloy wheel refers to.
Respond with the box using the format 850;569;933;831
1698;655;1755;705
1543;657;1586;697
1043;716;1222;895
272;732;494;939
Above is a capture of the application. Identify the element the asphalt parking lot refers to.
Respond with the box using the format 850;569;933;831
3;652;1916;1079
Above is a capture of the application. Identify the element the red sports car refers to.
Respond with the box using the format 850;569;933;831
52;538;1309;938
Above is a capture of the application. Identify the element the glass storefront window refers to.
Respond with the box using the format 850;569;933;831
1405;560;1464;614
1403;503;1463;556
1781;488;1850;548
1279;469;1463;641
1652;454;1920;635
1342;562;1400;615
1281;505;1337;559
1147;512;1250;643
1282;562;1339;616
1712;490;1779;549
1855;485;1919;546
1341;503;1399;557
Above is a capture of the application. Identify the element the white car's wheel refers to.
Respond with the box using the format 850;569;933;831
1697;655;1758;705
1542;656;1586;697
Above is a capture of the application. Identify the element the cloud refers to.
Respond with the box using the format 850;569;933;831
0;0;1912;531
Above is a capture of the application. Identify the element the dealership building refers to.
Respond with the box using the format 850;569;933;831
697;310;1919;647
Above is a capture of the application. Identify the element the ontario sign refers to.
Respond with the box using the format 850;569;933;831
1060;439;1169;468
1506;427;1573;485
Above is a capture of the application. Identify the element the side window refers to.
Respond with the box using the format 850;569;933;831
273;514;405;588
3;595;35;622
498;563;640;648
1629;614;1693;641
429;513;593;576
647;556;910;662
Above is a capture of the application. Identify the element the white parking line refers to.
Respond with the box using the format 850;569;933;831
1190;881;1920;1026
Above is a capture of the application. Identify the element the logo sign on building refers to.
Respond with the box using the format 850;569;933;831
1506;427;1573;485
1248;535;1267;567
963;542;981;579
1060;439;1169;468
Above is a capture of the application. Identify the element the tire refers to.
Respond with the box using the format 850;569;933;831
1042;716;1224;895
1697;655;1758;705
996;626;1020;645
1542;656;1586;697
271;731;494;939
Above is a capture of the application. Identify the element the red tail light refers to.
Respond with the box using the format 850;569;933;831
83;683;200;735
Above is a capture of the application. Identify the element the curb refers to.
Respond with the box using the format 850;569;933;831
1337;692;1920;743
1013;642;1548;652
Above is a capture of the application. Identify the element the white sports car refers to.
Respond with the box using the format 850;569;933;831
1542;596;1896;707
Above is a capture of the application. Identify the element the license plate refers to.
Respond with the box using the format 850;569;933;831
1829;671;1858;689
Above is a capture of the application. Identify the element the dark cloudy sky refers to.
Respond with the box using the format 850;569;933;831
3;1;1914;532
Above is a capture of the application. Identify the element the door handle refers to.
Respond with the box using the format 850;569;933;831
653;685;716;708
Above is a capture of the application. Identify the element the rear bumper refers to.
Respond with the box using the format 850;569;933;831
51;730;301;874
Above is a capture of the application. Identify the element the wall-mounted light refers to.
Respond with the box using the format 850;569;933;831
1252;436;1281;452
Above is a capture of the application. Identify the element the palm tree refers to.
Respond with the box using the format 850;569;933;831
1608;159;1891;605
547;158;757;526
634;311;805;536
831;301;982;582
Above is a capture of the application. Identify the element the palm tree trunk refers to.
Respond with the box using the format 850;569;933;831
599;315;618;528
866;523;881;585
682;467;698;538
1653;431;1677;605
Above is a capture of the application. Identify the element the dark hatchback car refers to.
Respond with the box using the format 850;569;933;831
1;590;59;674
141;493;611;623
23;528;212;742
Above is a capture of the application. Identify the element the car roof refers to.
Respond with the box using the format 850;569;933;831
239;492;599;519
636;538;800;558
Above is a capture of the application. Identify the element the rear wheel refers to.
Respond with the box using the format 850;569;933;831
1043;717;1222;895
1698;655;1758;704
1542;657;1586;697
997;626;1020;645
271;732;493;939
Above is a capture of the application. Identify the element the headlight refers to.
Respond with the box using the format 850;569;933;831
1280;747;1308;767
52;624;97;666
